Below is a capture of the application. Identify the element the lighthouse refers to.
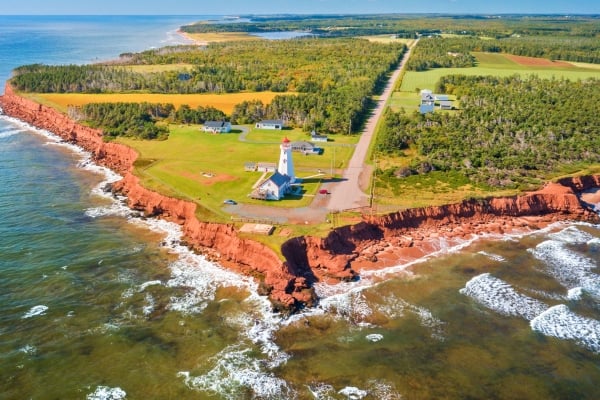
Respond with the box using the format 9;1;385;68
277;137;295;183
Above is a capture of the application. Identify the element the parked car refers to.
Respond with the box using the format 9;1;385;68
223;199;237;205
319;189;329;195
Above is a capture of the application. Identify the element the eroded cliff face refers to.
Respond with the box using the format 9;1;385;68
280;182;600;279
2;84;599;312
0;85;314;312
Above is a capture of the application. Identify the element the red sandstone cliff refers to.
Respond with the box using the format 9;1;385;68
0;84;314;312
2;84;599;311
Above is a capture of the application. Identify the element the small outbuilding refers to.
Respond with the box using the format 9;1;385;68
255;119;284;130
310;130;328;143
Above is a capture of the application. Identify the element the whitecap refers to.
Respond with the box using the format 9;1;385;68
178;345;295;400
142;293;155;316
138;280;162;292
86;386;127;400
366;333;384;342
548;226;594;244
568;287;584;301
530;304;600;353
19;344;37;355
529;239;600;297
22;305;49;319
460;273;548;320
338;386;368;399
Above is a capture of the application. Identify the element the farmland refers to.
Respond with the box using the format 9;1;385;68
29;92;288;114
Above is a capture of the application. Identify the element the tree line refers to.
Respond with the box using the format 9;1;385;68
69;102;226;140
181;14;600;40
407;35;600;71
11;38;406;135
377;75;600;188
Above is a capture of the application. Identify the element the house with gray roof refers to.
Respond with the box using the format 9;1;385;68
203;121;231;134
251;171;291;200
255;119;284;130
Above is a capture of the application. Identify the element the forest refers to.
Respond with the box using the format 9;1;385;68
70;102;226;140
407;36;600;71
181;14;600;39
376;75;600;188
12;38;406;135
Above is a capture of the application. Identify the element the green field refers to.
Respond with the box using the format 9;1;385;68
399;52;600;93
118;126;357;222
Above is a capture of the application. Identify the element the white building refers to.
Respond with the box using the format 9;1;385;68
252;171;292;200
277;137;295;183
255;119;284;130
203;121;232;133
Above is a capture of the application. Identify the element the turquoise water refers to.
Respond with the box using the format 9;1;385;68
1;16;600;400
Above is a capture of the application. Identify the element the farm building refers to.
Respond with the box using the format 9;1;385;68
255;119;284;130
203;121;231;133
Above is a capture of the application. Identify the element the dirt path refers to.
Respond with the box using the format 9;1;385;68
325;39;418;212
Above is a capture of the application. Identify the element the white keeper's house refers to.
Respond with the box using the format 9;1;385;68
251;137;296;200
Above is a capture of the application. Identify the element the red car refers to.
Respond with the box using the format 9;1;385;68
319;189;329;195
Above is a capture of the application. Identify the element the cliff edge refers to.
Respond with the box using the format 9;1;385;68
2;83;599;312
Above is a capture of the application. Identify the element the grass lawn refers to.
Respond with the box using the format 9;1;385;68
117;125;356;222
29;91;291;115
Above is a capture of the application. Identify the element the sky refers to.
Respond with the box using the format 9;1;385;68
0;0;598;15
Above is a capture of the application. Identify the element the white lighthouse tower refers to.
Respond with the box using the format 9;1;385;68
277;137;295;183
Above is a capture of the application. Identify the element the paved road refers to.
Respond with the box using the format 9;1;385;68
325;39;418;212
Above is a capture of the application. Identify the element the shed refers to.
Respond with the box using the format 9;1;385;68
255;119;284;130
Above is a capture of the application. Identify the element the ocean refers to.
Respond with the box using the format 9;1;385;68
1;15;600;400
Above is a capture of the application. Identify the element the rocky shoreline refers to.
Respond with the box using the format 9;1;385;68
2;83;599;313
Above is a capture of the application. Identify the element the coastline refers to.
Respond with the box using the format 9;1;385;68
1;83;599;313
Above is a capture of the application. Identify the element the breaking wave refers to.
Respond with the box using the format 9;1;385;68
460;273;548;320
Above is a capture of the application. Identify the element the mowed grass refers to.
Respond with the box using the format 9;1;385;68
117;125;355;222
31;92;291;114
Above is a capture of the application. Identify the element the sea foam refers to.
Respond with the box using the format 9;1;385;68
22;305;49;319
460;273;548;320
86;386;127;400
178;345;294;400
530;238;600;298
530;304;600;353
